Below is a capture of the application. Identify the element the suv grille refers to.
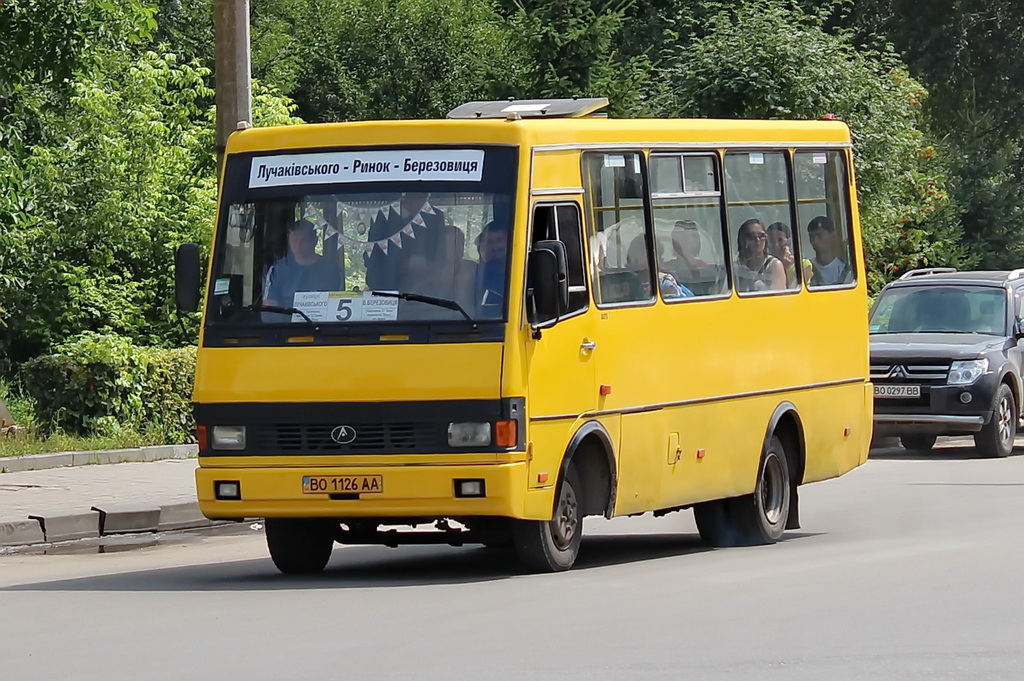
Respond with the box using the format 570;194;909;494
870;362;951;384
251;423;437;453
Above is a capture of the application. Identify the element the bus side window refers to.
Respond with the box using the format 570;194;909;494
582;151;654;305
794;150;856;288
650;152;729;298
531;203;588;315
724;150;799;293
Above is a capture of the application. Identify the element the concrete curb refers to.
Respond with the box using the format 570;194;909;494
0;444;198;474
93;504;162;535
0;519;46;547
1;501;233;548
28;511;101;543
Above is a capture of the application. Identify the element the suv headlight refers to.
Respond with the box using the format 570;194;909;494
948;358;989;385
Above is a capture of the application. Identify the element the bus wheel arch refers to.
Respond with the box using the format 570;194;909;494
513;420;614;572
562;420;616;519
765;403;805;530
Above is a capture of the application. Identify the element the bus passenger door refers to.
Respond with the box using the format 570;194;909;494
525;202;597;428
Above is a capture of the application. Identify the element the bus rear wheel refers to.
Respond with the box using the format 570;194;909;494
694;436;791;546
265;518;336;574
513;464;582;572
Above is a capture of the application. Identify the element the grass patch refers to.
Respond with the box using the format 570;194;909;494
0;427;169;458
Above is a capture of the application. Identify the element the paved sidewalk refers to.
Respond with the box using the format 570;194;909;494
0;458;209;547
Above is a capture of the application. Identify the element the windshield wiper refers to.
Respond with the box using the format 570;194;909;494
372;291;477;328
247;304;317;325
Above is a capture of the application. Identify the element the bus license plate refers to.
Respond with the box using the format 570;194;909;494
874;385;921;398
302;475;383;494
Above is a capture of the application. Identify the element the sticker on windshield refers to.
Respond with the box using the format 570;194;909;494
249;150;485;188
291;291;399;323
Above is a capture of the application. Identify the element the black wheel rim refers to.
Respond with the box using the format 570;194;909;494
550;481;579;551
759;453;786;526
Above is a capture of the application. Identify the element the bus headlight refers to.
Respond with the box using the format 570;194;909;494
211;425;247;450
948;358;989;386
448;422;492;447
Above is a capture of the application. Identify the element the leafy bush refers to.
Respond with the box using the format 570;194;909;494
19;333;195;442
0;376;35;426
138;345;197;444
22;333;147;434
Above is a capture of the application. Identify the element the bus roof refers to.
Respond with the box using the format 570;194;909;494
225;116;853;155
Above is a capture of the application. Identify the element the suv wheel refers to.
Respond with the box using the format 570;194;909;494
975;383;1016;458
900;434;937;452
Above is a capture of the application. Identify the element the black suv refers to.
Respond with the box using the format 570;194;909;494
869;268;1024;457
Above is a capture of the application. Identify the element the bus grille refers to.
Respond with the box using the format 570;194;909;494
251;423;435;453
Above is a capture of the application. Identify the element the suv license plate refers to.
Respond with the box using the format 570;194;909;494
302;475;383;494
875;385;921;398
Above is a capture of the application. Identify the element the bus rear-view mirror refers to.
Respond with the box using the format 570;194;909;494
175;242;202;313
528;240;569;327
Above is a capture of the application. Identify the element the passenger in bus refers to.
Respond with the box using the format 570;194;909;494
766;221;812;288
473;221;509;315
364;193;443;291
806;215;852;286
627;234;690;299
263;218;340;307
734;218;786;292
664;219;718;295
408;224;475;307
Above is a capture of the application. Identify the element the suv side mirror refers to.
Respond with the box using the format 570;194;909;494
175;243;202;313
527;240;569;327
1015;318;1024;339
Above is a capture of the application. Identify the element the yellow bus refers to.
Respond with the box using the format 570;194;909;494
175;98;871;573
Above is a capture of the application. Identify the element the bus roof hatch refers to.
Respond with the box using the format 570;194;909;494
447;98;609;120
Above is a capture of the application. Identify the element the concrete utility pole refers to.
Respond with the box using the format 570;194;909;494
214;0;252;178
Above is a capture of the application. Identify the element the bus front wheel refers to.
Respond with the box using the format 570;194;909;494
513;464;582;572
265;518;336;574
694;436;791;546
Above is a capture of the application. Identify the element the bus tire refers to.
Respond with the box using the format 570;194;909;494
694;436;791;547
513;464;582;572
265;518;335;574
728;436;791;544
975;383;1016;458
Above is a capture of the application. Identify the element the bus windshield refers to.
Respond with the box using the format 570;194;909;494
209;188;513;326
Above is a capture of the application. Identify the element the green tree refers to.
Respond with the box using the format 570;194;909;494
851;0;1024;268
2;50;217;360
272;0;526;122
505;0;652;116
655;0;971;289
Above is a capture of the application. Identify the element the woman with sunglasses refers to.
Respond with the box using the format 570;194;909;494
734;218;786;292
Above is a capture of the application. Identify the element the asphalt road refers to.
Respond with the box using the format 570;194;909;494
2;438;1023;680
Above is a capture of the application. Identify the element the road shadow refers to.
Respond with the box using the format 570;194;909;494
0;530;817;593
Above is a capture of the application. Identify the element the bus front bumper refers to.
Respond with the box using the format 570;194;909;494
196;461;554;521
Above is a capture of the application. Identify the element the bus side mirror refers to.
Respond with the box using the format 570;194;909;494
175;243;202;313
527;240;569;327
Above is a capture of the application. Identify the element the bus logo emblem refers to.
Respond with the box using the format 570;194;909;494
331;425;358;444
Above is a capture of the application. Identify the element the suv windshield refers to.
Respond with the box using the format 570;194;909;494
870;285;1007;335
209;146;515;327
